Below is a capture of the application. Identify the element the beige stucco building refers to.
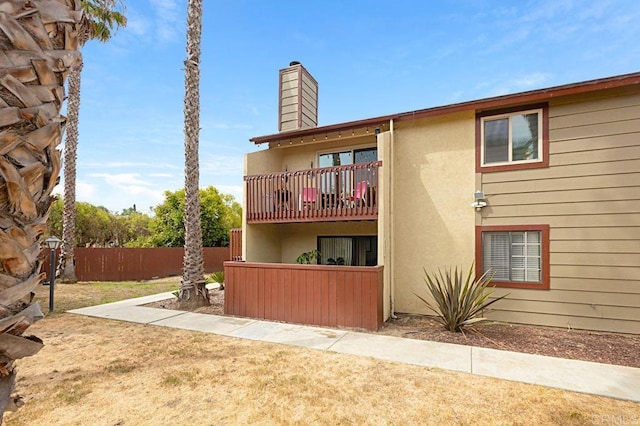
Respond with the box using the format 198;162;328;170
230;64;640;334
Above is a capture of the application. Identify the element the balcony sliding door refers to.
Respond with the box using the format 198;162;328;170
318;236;377;266
318;147;377;203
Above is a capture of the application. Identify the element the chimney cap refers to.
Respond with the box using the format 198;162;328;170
289;61;301;66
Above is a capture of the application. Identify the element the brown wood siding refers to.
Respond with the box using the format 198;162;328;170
41;247;229;282
278;64;318;132
223;262;384;331
229;228;242;261
480;89;640;333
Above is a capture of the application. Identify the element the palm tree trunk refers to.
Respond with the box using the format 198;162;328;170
60;62;83;283
0;0;81;419
179;0;209;309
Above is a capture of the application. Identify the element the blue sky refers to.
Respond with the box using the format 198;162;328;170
65;0;640;214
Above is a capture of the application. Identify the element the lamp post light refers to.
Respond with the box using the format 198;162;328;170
44;236;63;313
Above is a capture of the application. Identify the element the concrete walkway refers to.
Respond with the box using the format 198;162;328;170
68;291;640;403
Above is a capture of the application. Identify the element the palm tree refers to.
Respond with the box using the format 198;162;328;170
60;0;126;282
179;0;209;309
0;1;81;419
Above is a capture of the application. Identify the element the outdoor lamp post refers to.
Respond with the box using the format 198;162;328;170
44;236;63;313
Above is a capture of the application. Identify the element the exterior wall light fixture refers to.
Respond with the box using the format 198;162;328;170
471;190;487;211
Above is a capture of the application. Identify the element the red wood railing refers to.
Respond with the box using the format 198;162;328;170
229;228;242;261
224;261;384;331
245;161;381;223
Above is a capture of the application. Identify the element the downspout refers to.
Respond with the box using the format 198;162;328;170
389;118;397;319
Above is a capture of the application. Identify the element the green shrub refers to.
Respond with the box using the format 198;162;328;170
296;250;319;264
206;271;225;289
416;264;507;332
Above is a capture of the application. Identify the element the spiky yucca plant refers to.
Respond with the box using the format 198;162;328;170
206;271;224;290
416;264;507;332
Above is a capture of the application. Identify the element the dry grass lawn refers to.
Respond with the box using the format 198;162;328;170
5;279;640;425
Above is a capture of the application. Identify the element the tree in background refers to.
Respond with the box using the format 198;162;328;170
46;191;239;248
149;187;240;248
0;1;81;419
180;0;209;309
60;0;126;282
117;209;152;247
48;200;152;247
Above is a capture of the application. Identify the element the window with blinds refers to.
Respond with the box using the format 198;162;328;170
482;231;542;283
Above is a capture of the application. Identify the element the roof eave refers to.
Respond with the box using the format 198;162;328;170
250;71;640;145
250;114;399;145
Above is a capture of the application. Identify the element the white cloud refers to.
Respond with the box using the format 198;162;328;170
200;154;244;177
124;12;150;37
76;172;171;212
149;0;183;43
81;161;180;170
486;72;552;97
214;184;243;202
89;173;153;187
76;181;99;199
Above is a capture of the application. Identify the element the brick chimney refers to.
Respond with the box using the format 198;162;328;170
278;61;318;132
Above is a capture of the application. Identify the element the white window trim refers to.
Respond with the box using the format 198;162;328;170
480;108;543;167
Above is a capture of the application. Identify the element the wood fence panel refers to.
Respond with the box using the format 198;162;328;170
224;262;384;331
41;247;229;282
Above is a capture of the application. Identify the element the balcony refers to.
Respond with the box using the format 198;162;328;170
245;161;381;223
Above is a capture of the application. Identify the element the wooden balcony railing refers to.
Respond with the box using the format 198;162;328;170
245;161;381;223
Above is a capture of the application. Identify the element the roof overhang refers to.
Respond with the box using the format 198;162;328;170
250;71;640;145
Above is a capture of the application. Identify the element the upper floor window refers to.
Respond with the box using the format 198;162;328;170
318;147;377;167
476;104;549;173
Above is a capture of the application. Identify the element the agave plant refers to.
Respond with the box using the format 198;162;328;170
206;271;224;290
416;264;507;332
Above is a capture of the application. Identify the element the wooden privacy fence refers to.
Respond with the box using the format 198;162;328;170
41;247;229;281
224;261;384;331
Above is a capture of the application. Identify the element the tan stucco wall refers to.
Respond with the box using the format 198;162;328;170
245;223;282;263
244;221;377;264
243;150;283;260
281;222;378;263
245;149;283;175
391;112;476;314
378;130;392;320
